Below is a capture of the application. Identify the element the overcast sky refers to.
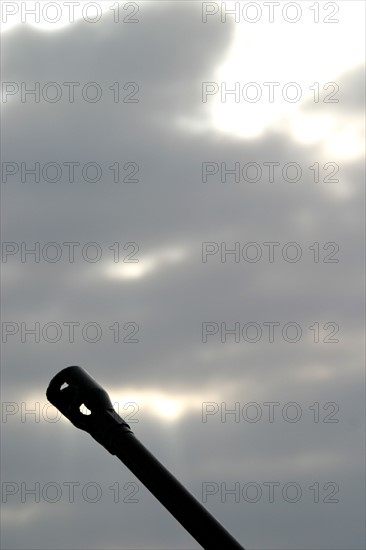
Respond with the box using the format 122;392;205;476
1;1;365;549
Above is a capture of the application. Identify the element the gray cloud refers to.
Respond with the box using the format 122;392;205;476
1;2;365;549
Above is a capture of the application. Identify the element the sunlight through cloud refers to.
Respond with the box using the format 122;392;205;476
105;246;187;281
110;387;218;423
209;1;365;139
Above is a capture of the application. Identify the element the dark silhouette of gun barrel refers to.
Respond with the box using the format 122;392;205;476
47;366;245;549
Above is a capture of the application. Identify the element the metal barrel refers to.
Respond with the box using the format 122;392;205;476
47;366;245;550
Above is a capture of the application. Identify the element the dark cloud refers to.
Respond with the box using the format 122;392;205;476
1;2;364;549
